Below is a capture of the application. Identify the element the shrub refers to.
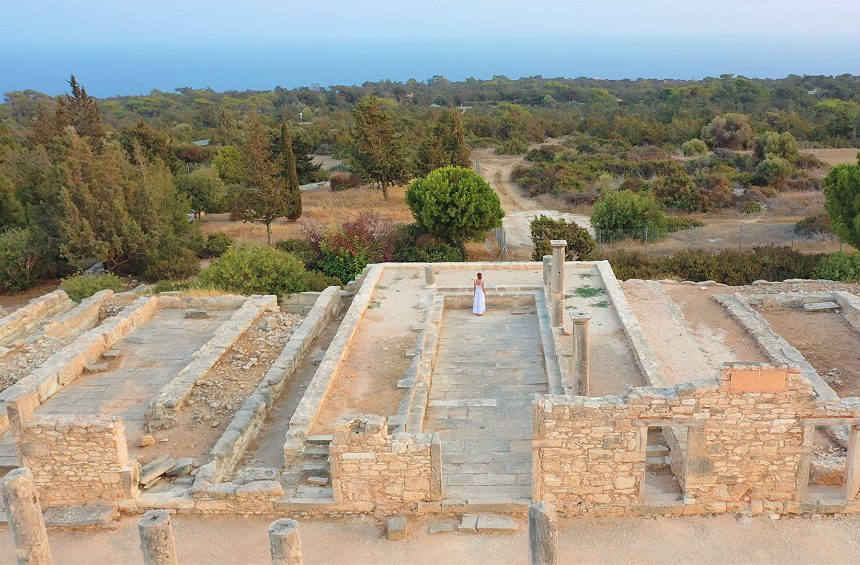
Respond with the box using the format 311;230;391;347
784;170;822;192
753;157;794;187
742;201;763;214
305;212;398;284
665;217;705;232
530;215;595;261
392;224;465;262
329;172;362;192
591;189;667;242
814;251;860;281
495;138;529;155
198;242;317;295
0;227;49;292
794;214;833;237
275;238;316;267
200;232;234;258
751;131;799;164
146;247;201;281
681;138;708;157
652;172;701;212
525;145;563;162
406;167;504;244
701;113;752;150
797;153;826;169
59;273;124;302
566;193;599;207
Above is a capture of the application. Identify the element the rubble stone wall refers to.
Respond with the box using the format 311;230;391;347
533;363;860;513
16;415;138;507
329;415;441;503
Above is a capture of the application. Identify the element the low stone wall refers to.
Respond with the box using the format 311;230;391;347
0;295;159;435
284;265;385;460
835;291;860;333
329;415;441;503
0;290;74;346
41;289;114;339
13;414;138;507
532;363;860;516
156;293;248;310
146;295;278;430
280;291;324;315
198;287;342;484
392;291;440;433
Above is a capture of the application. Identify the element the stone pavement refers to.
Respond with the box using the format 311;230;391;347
0;308;234;457
424;305;546;503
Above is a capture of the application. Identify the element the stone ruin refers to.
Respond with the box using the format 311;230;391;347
1;243;860;535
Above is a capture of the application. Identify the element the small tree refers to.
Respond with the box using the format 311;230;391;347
751;131;799;164
823;155;860;248
175;167;226;214
681;138;708;157
349;96;410;200
530;215;595;261
701;113;752;150
405;166;504;244
590;189;667;242
280;120;302;221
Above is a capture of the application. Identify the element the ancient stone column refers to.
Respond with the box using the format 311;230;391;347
4;386;35;443
542;255;552;287
549;240;567;328
424;265;435;286
569;311;592;396
269;518;303;565
138;510;178;565
528;501;558;565
0;467;53;565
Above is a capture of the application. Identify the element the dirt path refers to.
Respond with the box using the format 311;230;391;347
473;144;591;261
4;513;860;564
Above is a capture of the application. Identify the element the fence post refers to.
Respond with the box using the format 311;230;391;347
791;231;795;251
738;225;743;252
644;228;648;256
691;225;694;249
597;230;602;255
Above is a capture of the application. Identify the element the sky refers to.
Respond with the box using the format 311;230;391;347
2;0;860;97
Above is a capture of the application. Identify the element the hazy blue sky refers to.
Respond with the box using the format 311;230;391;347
2;0;859;97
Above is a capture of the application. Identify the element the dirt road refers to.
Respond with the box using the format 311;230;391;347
474;146;591;260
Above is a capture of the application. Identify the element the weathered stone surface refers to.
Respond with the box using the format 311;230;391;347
235;480;284;500
102;349;121;359
84;362;109;373
457;515;478;534
184;309;210;319
429;523;457;535
811;460;844;486
387;516;408;541
43;505;118;528
165;457;195;477
476;514;519;534
307;476;329;486
140;456;176;485
803;301;840;312
137;435;156;447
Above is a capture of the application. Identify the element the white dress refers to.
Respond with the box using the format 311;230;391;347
473;281;486;315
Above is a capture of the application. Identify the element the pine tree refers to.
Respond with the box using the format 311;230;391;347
349;96;410;200
33;76;105;149
281;120;302;221
446;108;472;169
0;175;26;229
415;122;448;177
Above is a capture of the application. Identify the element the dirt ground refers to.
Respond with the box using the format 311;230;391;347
758;307;860;397
4;513;860;564
0;281;61;313
309;267;425;435
662;284;771;365
805;148;860;167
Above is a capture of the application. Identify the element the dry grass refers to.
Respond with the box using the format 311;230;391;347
805;148;860;167
200;184;414;244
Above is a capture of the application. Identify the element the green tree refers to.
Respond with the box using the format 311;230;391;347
32;76;104;149
530;215;595;261
349;96;410;200
212;146;246;185
175;166;226;213
681;138;708;157
823;155;860;248
751;131;799;164
701;113;752;150
590;189;667;241
405;166;504;244
280;119;302;221
233;119;290;245
0;175;26;229
445;108;472;169
119;120;182;174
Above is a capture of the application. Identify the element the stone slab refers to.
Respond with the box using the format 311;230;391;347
387;516;408;540
803;301;841;312
184;309;210;318
457;515;478;534
429;523;457;535
476;514;519;534
42;506;118;528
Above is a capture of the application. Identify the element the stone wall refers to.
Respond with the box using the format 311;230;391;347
15;415;138;507
533;363;860;514
329;415;442;503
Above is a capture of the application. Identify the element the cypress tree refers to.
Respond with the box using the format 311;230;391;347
446;108;472;169
281;119;302;221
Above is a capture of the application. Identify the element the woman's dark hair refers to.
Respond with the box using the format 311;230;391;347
477;273;482;280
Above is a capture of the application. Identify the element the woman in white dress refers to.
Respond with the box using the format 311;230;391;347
473;272;487;316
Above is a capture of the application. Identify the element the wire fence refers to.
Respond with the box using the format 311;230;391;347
595;224;854;257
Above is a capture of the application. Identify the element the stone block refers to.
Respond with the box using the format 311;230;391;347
307;476;329;486
165;457;196;477
235;480;284;500
803;301;840;312
139;455;175;484
457;515;478;534
43;506;118;528
387;516;408;540
184;308;210;319
429;523;457;535
102;349;121;359
476;514;519;534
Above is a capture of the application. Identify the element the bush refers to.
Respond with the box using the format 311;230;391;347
329;173;362;192
591;190;667;242
495;138;529;155
0;227;49;292
742;201;763;214
305;212;398;284
652;172;701;212
146;247;201;281
198;243;318;295
681;138;708;157
794;214;833;237
797;153;826;169
530;215;595;261
814;251;860;281
393;224;465;262
275;238;316;267
753;157;794;187
59;273;124;302
784;170;822;192
406;167;504;244
200;232;234;258
751;131;799;164
701;113;752;150
665;217;705;232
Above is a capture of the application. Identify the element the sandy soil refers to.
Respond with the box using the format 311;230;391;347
805;148;860;167
757;307;860;397
4;513;860;564
127;311;300;462
662;284;771;365
0;281;61;313
309;267;425;435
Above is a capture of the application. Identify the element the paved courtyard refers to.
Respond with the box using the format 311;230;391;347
0;309;233;463
425;305;546;503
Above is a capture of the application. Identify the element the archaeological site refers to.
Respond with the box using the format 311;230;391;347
2;243;860;560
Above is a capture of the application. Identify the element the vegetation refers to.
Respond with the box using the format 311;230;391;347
814;251;860;281
59;273;124;302
590;190;667;241
529;215;595;261
823;155;860;248
349;96;410;200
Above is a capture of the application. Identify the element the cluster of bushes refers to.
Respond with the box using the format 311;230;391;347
329;172;362;192
529;215;595;261
59;273;124;302
814;251;860;281
794;213;834;237
600;246;826;285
